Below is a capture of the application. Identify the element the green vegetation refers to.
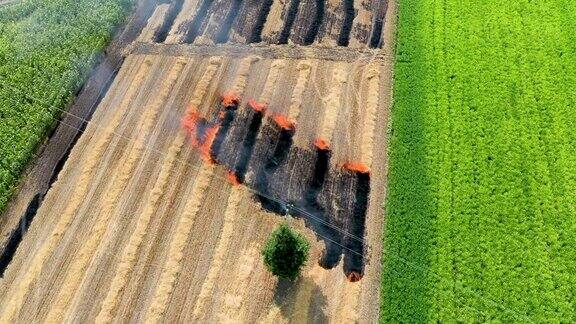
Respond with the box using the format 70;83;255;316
262;222;310;280
383;0;576;321
0;0;131;213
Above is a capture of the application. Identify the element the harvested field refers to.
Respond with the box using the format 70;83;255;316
140;0;388;48
0;0;395;322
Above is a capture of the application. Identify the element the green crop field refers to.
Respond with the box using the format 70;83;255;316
0;0;131;213
383;0;576;321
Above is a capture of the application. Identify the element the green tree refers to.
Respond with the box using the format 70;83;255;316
262;222;310;280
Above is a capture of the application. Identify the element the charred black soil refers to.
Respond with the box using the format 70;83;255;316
248;0;274;43
210;107;237;159
215;0;243;44
0;193;41;277
144;0;388;49
154;0;184;43
338;0;355;46
182;0;215;43
303;0;325;45
278;0;300;44
233;109;265;183
186;102;370;278
369;0;388;48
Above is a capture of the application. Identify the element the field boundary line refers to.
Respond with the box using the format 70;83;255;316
128;42;386;62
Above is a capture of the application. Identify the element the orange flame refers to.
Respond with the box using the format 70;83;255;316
346;271;363;282
272;114;295;131
181;109;202;146
248;99;267;113
221;92;240;107
226;170;241;185
343;162;370;174
199;125;220;163
181;109;200;133
313;138;330;151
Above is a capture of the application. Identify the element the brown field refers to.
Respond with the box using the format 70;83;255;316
0;0;395;322
151;0;388;47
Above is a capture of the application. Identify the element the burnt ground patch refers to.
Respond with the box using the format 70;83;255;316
344;172;370;278
210;106;237;159
215;0;243;44
185;103;371;279
252;123;295;214
233;109;265;183
303;0;325;45
369;17;383;48
182;0;215;43
154;0;184;42
278;0;300;44
0;193;42;277
337;0;355;46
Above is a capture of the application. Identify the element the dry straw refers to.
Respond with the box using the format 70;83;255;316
44;58;155;322
95;59;187;323
0;59;162;324
360;65;380;168
287;61;313;121
319;64;348;144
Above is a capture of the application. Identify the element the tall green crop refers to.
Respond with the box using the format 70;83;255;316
0;0;131;213
383;0;576;321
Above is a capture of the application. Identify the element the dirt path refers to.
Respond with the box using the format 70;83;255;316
131;41;387;62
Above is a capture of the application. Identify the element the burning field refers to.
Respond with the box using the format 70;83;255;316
182;89;374;281
0;0;395;322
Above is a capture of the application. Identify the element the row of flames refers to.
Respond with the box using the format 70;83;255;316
181;91;371;185
182;91;370;282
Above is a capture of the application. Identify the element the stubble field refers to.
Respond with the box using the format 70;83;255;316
0;0;395;319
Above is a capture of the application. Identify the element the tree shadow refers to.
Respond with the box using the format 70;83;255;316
273;277;328;323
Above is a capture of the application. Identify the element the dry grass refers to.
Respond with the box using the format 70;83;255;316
144;165;215;322
43;59;155;323
95;60;187;323
318;63;347;144
0;45;393;322
141;58;228;322
190;187;243;320
231;56;261;95
287;60;313;121
360;65;380;168
259;60;286;104
217;244;260;322
0;60;160;324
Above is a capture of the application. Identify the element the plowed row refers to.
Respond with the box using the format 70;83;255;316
138;0;388;48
